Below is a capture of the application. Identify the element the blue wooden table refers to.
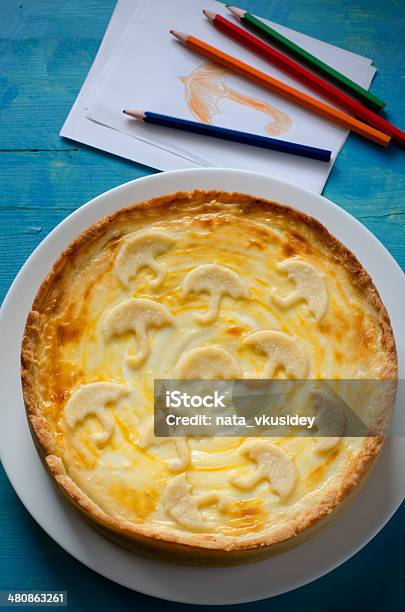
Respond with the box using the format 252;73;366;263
0;0;404;609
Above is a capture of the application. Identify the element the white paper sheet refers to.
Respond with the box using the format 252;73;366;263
61;0;201;171
61;0;377;193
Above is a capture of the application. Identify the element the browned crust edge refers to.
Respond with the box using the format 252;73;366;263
20;189;398;563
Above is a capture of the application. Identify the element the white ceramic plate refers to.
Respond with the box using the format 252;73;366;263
0;169;404;605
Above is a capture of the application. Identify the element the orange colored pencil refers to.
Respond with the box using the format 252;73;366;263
170;31;391;148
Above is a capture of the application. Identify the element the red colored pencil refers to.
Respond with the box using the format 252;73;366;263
203;10;405;146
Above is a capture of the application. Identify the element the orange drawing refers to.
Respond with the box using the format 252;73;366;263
179;61;292;136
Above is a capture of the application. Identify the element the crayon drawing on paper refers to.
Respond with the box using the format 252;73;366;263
179;62;292;135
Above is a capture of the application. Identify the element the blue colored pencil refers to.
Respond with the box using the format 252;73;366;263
123;109;331;162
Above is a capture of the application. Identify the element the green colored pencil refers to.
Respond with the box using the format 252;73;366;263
227;6;385;112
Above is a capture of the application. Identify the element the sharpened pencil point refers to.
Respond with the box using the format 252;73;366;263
123;109;145;120
170;30;189;43
203;9;216;22
227;6;245;20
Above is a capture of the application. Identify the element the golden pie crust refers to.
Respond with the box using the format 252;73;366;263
21;190;397;565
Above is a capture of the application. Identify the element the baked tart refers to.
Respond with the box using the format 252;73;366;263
21;190;397;565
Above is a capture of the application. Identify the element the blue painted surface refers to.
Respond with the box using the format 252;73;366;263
0;0;404;609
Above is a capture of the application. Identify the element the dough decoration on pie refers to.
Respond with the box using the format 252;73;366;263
270;258;328;321
115;229;175;288
231;440;297;497
162;473;230;531
138;417;191;471
310;387;346;452
64;382;128;446
243;330;309;379
102;297;175;366
182;264;250;323
175;346;242;379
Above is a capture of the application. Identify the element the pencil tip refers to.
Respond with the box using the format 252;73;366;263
123;109;145;120
227;6;244;19
170;30;188;43
203;9;215;21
